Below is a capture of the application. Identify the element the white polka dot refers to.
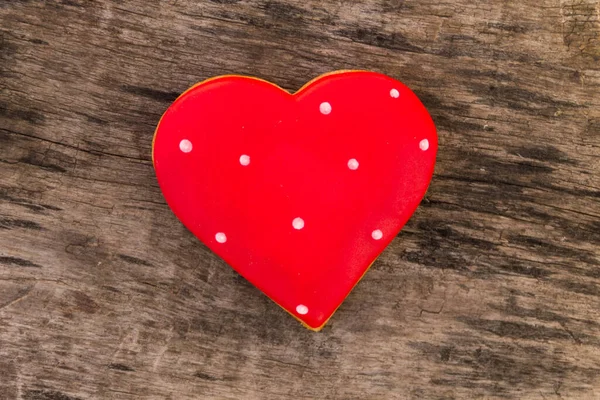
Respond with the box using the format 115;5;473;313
390;88;400;98
179;139;192;153
372;229;383;240
296;304;308;315
239;154;250;166
319;102;332;115
347;158;359;170
215;232;227;243
292;217;305;230
419;139;430;151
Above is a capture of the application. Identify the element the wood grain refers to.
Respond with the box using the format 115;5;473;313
1;0;599;399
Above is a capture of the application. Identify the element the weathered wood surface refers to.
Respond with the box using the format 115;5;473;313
1;0;599;399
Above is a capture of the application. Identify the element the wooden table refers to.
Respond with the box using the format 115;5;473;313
1;1;599;399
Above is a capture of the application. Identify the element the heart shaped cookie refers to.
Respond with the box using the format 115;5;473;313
153;71;437;330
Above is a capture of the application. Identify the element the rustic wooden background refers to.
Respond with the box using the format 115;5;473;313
1;0;599;399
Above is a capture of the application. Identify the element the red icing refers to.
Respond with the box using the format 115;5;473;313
153;71;437;330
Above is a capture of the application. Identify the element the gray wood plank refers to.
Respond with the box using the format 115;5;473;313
1;1;599;399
